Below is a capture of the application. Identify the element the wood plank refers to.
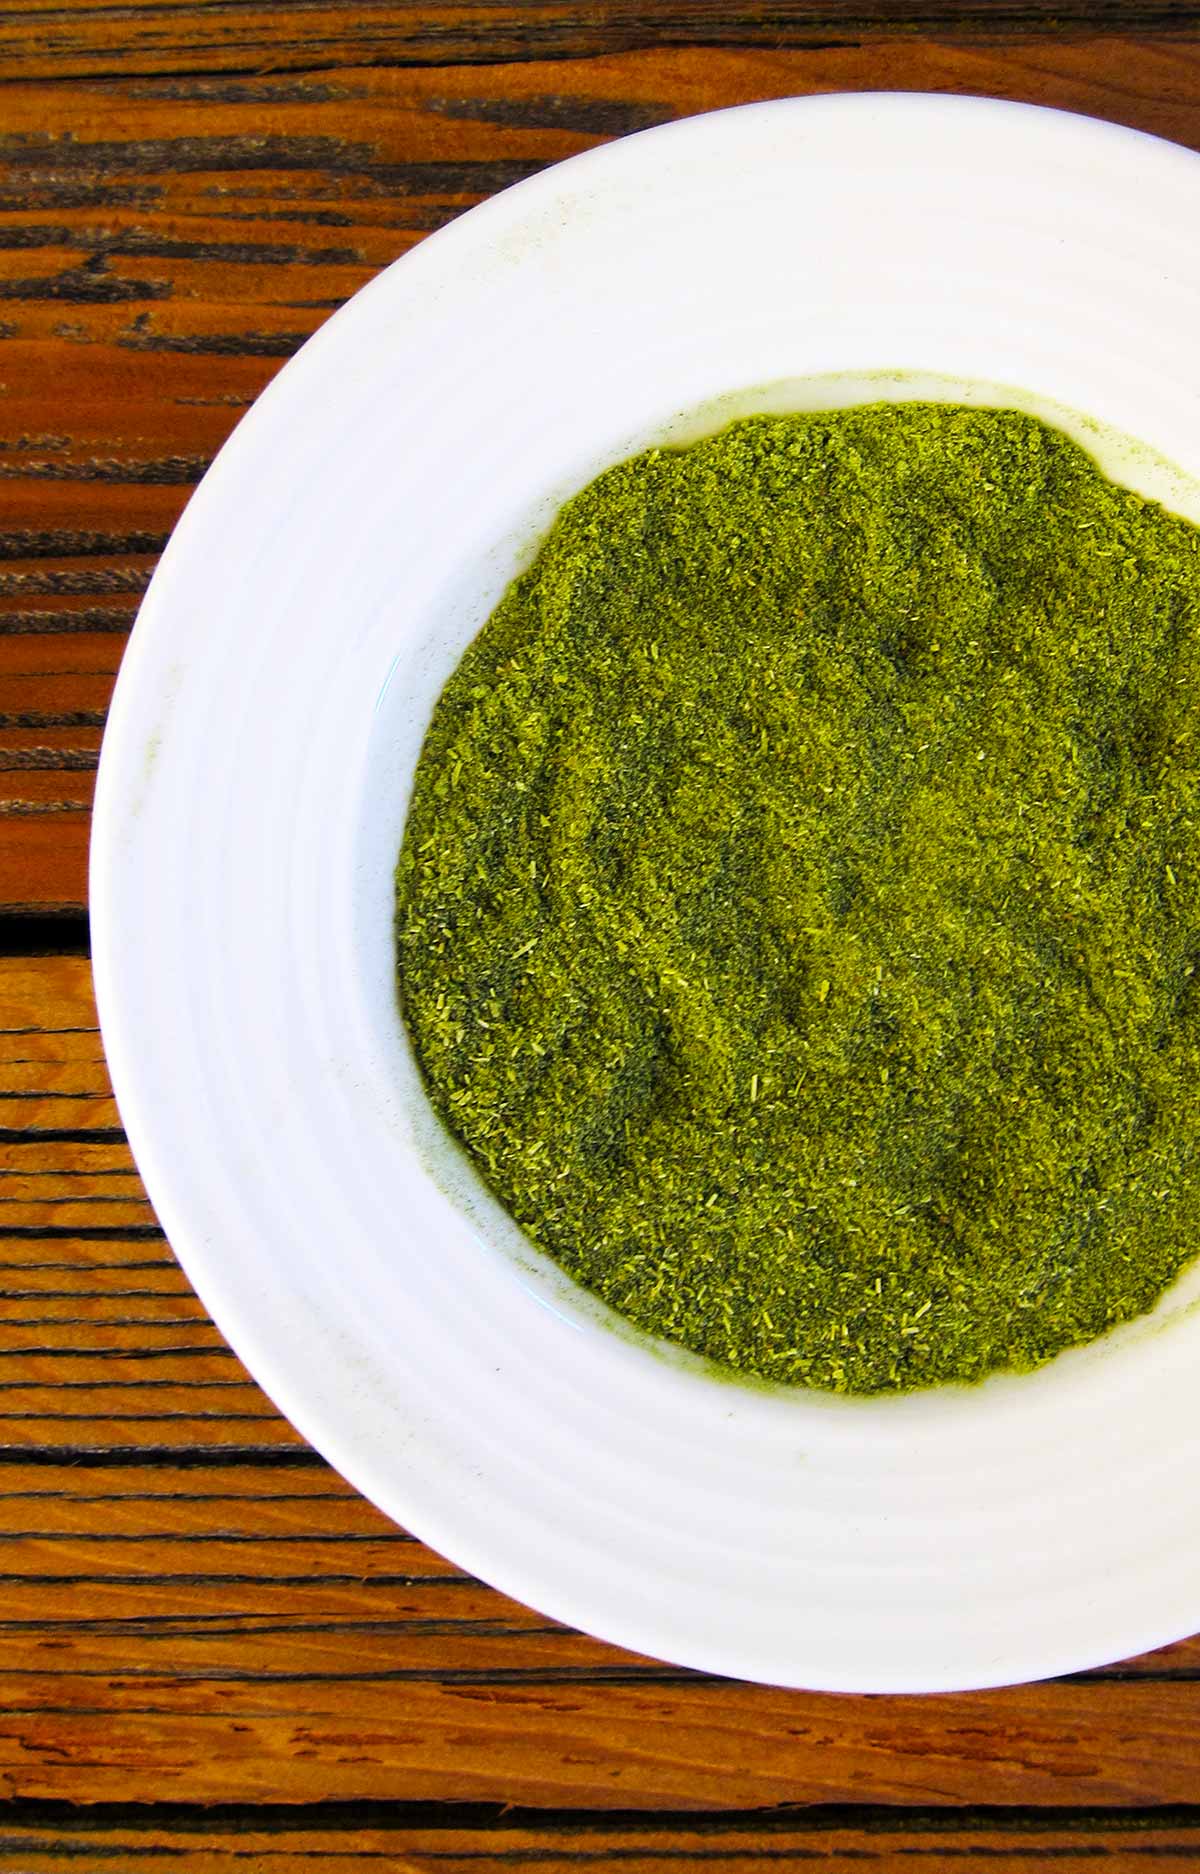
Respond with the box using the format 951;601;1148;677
0;767;96;808
9;1678;1200;1806
6;1806;1200;1873
0;1095;118;1128
0;635;126;678
0;1;1197;82
0;820;89;914
0;955;97;1025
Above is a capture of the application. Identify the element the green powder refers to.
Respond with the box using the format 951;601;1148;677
395;403;1200;1393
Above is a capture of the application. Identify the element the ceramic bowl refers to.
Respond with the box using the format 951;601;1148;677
92;93;1200;1691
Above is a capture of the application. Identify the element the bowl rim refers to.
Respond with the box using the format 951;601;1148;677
91;90;1200;1693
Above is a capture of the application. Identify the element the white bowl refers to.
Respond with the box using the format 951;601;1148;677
92;93;1200;1692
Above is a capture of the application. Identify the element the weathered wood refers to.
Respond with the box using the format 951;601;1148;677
6;14;1200;1845
0;956;1198;1810
3;41;1200;907
6;1806;1200;1873
10;1677;1200;1806
0;1;1199;83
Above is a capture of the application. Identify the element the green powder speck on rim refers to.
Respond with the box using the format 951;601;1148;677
394;403;1200;1394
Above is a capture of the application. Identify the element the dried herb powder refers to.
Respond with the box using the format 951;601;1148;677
395;404;1200;1393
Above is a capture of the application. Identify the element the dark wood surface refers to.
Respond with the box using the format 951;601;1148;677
4;5;1200;1865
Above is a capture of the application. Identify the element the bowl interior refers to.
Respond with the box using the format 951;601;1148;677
355;365;1200;1403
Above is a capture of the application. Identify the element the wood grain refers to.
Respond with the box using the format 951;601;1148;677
3;40;1200;905
6;10;1200;1854
0;957;1200;1814
8;1808;1200;1873
2;0;1200;83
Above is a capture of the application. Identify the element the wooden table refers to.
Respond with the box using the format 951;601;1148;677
3;4;1200;1866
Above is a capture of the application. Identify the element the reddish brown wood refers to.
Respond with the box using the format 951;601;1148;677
4;17;1200;1856
3;39;1200;904
0;1815;1194;1873
0;1;1197;82
0;957;1198;1817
